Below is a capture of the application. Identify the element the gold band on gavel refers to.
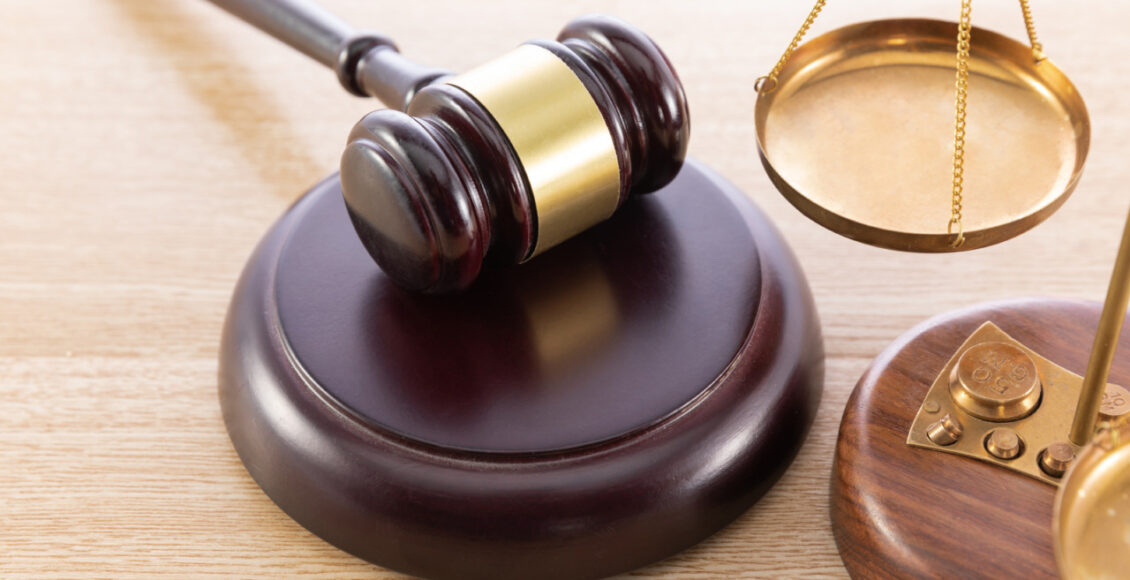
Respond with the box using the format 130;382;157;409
447;44;621;259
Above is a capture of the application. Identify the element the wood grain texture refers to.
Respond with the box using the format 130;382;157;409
1;1;1125;578
831;299;1130;579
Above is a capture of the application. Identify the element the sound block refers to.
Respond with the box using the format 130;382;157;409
218;159;824;580
831;299;1130;579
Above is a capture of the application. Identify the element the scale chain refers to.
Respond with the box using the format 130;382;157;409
1019;0;1046;61
949;0;972;248
754;0;825;94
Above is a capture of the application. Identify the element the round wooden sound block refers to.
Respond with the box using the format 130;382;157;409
218;160;823;580
831;299;1130;580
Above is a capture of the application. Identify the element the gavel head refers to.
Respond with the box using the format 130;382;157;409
341;15;689;294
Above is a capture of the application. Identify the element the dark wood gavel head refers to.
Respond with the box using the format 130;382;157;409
341;15;689;294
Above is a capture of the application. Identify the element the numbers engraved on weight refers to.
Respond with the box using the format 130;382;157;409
1101;385;1130;416
969;350;1029;397
952;343;1040;420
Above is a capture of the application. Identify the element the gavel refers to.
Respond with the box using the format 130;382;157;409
207;0;690;293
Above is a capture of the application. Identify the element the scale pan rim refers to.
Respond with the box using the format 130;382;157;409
1053;416;1130;579
754;17;1090;253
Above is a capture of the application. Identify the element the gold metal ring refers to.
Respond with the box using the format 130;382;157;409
447;44;621;258
948;218;965;248
755;75;778;94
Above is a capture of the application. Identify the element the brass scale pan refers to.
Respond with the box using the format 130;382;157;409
1055;416;1130;579
755;18;1090;252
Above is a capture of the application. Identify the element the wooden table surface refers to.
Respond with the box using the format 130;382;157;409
3;1;1125;577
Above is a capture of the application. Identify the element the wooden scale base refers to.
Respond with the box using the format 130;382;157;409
832;299;1130;579
218;160;824;580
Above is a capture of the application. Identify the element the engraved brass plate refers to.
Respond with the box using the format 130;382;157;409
908;322;1101;485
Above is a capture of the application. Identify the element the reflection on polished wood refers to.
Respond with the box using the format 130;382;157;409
2;0;1127;578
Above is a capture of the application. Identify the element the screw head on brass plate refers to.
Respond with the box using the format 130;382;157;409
984;428;1024;460
949;342;1042;421
1040;442;1076;478
1100;384;1130;420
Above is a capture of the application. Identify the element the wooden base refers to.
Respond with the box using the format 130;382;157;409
219;160;824;580
831;299;1130;579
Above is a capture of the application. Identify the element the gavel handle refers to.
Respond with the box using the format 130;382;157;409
204;0;448;109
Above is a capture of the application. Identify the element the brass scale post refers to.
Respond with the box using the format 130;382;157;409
1070;208;1130;445
908;207;1130;483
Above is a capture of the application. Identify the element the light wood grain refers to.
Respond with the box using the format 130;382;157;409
0;1;1124;578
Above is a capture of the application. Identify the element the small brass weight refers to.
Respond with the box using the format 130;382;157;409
908;206;1130;578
